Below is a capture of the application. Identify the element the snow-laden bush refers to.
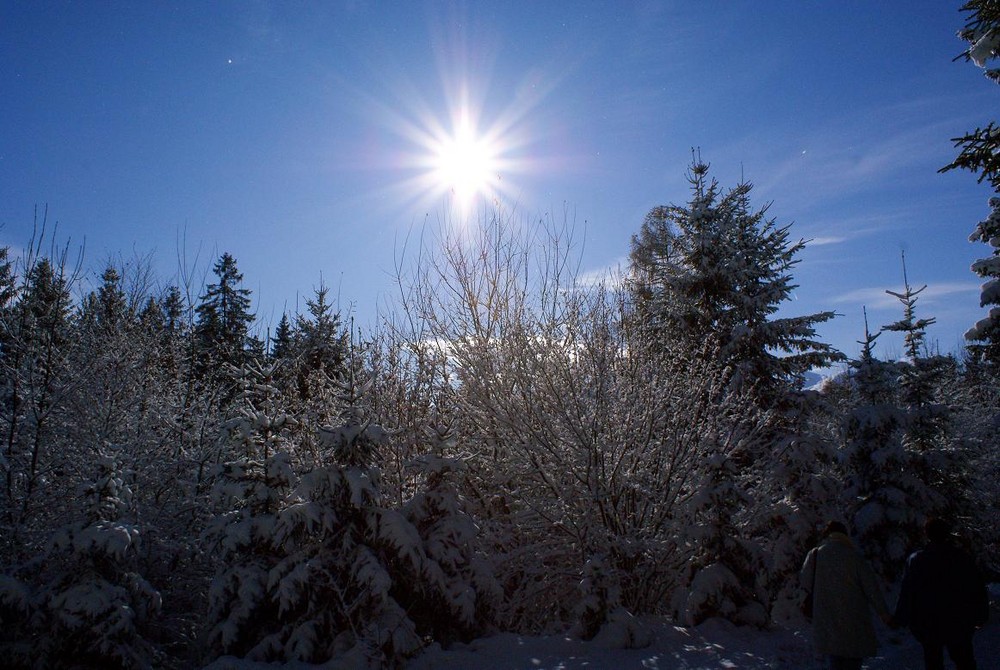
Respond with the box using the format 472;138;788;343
570;555;650;648
203;450;296;659
205;390;499;668
678;448;768;628
251;412;425;667
3;449;163;669
392;209;789;632
397;449;500;645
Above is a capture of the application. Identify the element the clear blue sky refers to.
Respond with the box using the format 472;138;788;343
1;1;994;361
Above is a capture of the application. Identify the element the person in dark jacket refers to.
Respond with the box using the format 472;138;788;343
894;518;990;670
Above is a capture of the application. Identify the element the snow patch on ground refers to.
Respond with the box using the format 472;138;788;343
202;587;1000;669
408;604;1000;670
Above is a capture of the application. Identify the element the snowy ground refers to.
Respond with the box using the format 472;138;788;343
409;588;1000;670
207;587;999;669
408;618;999;669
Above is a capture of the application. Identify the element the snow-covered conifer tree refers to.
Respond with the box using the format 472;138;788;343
70;263;150;455
295;281;348;383
206;355;481;667
15;448;161;668
270;313;294;361
628;158;842;401
882;259;957;530
839;310;916;577
1;241;78;558
290;283;351;434
396;423;499;646
629;159;844;622
193;253;255;381
203;357;301;659
679;433;769;628
943;1;1000;368
203;448;297;660
759;386;844;623
256;403;425;667
965;199;1000;366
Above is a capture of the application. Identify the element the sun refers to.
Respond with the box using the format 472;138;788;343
428;112;500;213
372;70;550;220
425;109;503;214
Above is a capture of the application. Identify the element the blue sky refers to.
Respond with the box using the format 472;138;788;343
1;1;995;362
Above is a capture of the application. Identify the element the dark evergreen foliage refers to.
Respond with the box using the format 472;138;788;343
629;159;843;400
942;1;999;185
943;1;1000;370
194;253;255;373
271;313;293;361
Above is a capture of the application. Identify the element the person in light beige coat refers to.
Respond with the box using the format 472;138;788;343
801;521;892;670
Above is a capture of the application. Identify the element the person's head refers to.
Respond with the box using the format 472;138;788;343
823;521;848;537
925;517;952;543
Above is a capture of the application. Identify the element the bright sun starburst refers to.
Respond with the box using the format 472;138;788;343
374;85;536;219
430;115;499;212
369;54;557;222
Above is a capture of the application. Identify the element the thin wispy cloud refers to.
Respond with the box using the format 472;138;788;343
833;281;981;310
803;235;847;247
794;214;905;255
575;257;627;289
799;210;916;237
750;101;984;213
761;134;931;206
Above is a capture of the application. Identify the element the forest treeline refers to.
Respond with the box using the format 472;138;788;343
0;160;996;669
2;4;999;668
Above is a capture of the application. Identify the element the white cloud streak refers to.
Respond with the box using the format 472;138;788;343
833;281;981;310
575;257;627;289
803;235;847;247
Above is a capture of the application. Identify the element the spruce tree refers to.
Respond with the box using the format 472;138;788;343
95;265;130;332
882;253;937;363
966;200;1000;366
942;1;1000;368
629;159;842;399
850;259;961;574
271;313;293;361
295;281;347;379
397;429;498;647
161;286;186;337
0;246;14;313
152;286;188;376
138;296;165;332
0;246;15;524
204;448;296;660
289;283;350;429
33;449;161;668
943;1;1000;164
841;309;914;577
630;158;845;623
3;258;74;536
207;371;426;666
194;253;255;373
882;257;951;455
